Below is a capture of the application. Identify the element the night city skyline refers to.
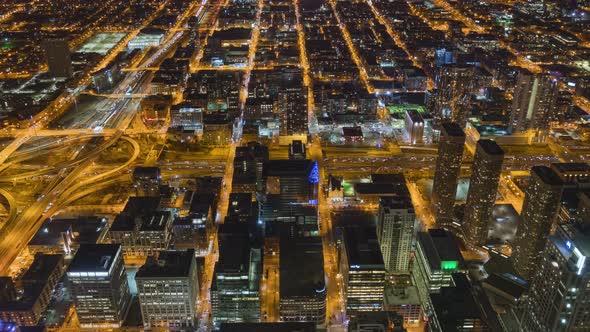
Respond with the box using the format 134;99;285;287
0;0;590;331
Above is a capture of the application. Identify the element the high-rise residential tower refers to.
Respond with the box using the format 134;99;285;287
521;222;590;331
432;123;465;229
377;196;416;273
463;139;504;247
433;64;475;127
510;71;558;138
512;166;563;280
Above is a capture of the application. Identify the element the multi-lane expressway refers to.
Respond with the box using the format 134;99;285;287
0;0;207;275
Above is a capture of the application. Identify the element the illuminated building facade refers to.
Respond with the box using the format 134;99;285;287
337;225;385;313
404;110;424;145
212;227;261;325
510;71;558;139
278;86;307;136
512;166;563;280
412;229;464;308
463;139;504;248
0;254;65;326
279;236;325;323
67;244;131;329
377;196;416;273
136;249;199;329
432;123;465;229
432;65;475;127
170;103;204;131
520;221;590;331
383;277;422;326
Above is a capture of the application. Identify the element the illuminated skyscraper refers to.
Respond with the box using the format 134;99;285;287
412;229;464;306
43;37;73;78
136;250;199;329
512;166;563;280
509;71;558;138
212;226;261;325
521;222;590;331
67;244;131;329
463;139;504;248
432;123;465;229
278;86;307;136
432;65;475;127
377;196;416;273
337;225;385;313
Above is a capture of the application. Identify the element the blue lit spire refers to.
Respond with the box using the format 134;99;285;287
308;161;319;184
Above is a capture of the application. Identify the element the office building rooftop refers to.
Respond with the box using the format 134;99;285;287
280;236;325;297
136;249;195;279
340;225;384;268
68;244;121;273
418;229;464;271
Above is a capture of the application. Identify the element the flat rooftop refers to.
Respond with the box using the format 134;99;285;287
418;229;464;271
29;217;106;246
340;225;384;268
123;197;161;215
280;236;324;297
531;166;563;187
263;159;315;178
133;166;161;179
21;254;63;283
139;211;173;231
110;213;137;232
354;183;406;195
477;139;504;156
136;249;195;279
441;122;465;138
78;32;126;55
68;244;121;273
217;231;251;273
384;283;420;306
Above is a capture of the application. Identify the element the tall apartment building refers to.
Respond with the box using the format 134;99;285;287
512;166;563;280
337;225;385;313
233;142;269;192
136;249;199;329
278;86;308;136
67;244;131;329
520;221;590;331
463;139;504;248
433;64;475;127
510;71;558;138
43;37;72;78
432;123;465;229
377;196;416;273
